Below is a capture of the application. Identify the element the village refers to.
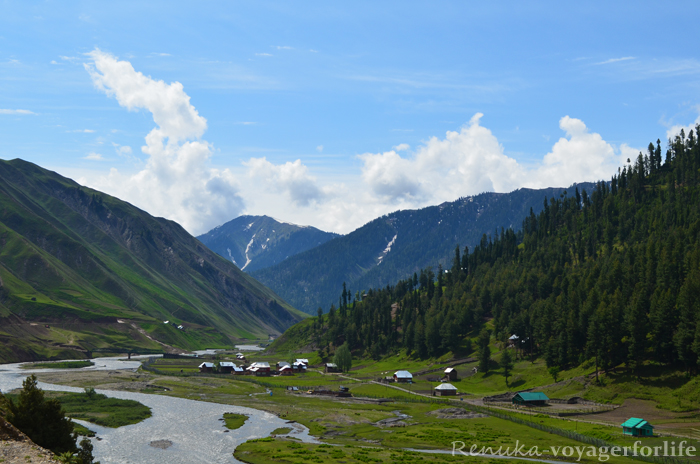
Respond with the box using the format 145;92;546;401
140;350;662;440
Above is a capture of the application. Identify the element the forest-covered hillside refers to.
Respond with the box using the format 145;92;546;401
253;184;594;314
311;129;700;373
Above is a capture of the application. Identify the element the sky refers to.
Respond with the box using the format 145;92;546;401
1;2;699;235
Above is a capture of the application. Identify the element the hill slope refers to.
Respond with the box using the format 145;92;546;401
197;215;338;273
252;184;594;314
0;159;304;362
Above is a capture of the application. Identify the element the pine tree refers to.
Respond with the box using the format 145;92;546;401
477;328;491;373
6;375;76;454
500;348;513;386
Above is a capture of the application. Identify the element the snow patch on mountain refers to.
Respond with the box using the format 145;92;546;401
377;234;397;264
226;247;238;267
241;233;256;271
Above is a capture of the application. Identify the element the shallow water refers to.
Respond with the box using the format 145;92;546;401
0;357;316;463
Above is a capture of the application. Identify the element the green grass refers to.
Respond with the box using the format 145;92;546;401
223;413;248;430
23;361;94;369
51;390;152;428
271;427;293;435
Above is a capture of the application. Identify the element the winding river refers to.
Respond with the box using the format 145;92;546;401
0;357;316;464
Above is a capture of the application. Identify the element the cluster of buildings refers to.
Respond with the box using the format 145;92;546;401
198;357;311;376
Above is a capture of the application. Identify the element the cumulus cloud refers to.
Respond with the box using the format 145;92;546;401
245;157;328;207
393;143;410;152
531;116;627;188
83;49;244;234
84;152;104;161
359;113;523;203
357;114;628;207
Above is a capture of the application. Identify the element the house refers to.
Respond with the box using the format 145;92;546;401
247;362;271;376
621;418;654;437
232;366;245;375
277;361;291;370
512;392;549;406
393;370;413;383
219;362;236;373
292;361;307;373
444;367;458;381
236;353;247;361
435;383;458;396
279;365;294;376
296;358;309;366
198;362;215;373
325;363;338;373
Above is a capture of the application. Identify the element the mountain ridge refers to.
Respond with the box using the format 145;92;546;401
251;183;595;314
197;214;339;273
0;158;305;362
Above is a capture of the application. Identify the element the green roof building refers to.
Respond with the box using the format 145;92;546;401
512;392;549;406
621;418;654;437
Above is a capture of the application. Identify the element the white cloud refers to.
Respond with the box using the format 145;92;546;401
0;109;35;115
531;116;627;188
67;129;95;133
665;108;700;141
316;145;323;153
82;48;244;235
245;157;328;207
255;53;273;57
275;46;293;50
231;114;634;235
358;114;627;206
112;143;133;156
84;152;104;161
595;56;635;65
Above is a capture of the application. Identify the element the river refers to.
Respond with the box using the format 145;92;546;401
0;357;316;464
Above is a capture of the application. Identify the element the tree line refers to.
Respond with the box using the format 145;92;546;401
312;125;700;375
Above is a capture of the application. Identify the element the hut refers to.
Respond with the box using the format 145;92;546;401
277;361;291;370
232;366;245;375
435;383;458;396
247;361;271;376
219;361;236;373
621;418;654;437
444;367;458;381
198;362;214;373
512;392;549;406
292;361;307;373
296;358;309;366
393;370;413;383
279;365;294;376
325;363;338;373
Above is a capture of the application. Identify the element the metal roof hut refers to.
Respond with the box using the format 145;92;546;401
621;418;654;437
325;363;338;373
435;383;458;396
444;367;458;381
393;370;413;383
219;361;236;373
198;362;215;373
512;392;549;406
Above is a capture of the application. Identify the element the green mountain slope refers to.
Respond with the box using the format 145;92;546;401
197;215;338;273
251;184;594;314
0;159;305;362
313;131;700;374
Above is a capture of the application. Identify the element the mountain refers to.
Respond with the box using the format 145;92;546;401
313;133;700;373
0;159;305;362
197;215;339;273
251;184;595;314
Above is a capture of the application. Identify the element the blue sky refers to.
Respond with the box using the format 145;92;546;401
1;1;699;234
